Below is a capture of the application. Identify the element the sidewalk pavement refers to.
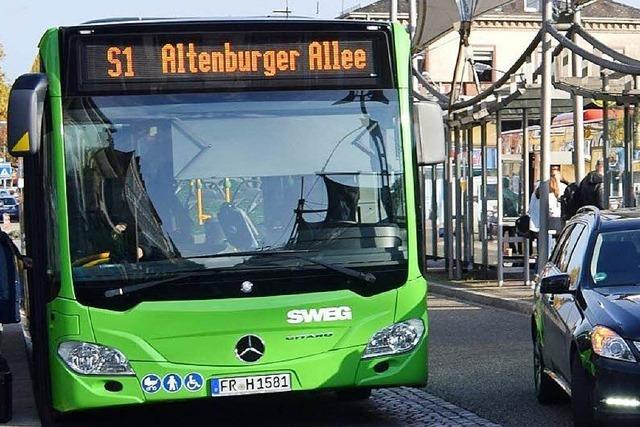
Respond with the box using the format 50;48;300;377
426;273;535;315
1;324;39;426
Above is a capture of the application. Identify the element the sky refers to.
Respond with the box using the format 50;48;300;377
0;0;375;81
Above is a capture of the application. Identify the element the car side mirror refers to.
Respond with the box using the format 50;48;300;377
413;101;446;166
7;73;48;157
0;232;20;324
540;273;573;294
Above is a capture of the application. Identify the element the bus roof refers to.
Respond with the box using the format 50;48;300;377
76;17;385;26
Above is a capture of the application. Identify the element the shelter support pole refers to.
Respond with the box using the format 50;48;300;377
431;165;438;258
455;128;463;279
625;105;634;207
446;131;455;279
481;122;489;276
390;0;398;22
572;9;586;183
602;75;610;209
496;111;504;287
538;0;552;270
466;128;474;272
523;109;531;286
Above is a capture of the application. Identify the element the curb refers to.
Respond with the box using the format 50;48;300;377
428;281;533;315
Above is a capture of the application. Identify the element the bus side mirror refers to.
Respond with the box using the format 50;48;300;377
7;73;48;157
413;101;446;166
0;233;20;324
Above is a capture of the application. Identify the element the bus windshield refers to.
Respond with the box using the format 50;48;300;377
63;89;407;289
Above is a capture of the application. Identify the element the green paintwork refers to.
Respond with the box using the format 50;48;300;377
31;23;429;413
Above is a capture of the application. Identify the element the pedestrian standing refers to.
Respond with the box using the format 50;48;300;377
528;165;566;256
579;159;605;209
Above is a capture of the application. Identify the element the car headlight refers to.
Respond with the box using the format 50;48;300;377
591;326;636;362
57;341;135;375
362;319;424;359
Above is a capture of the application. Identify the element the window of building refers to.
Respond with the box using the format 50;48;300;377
525;0;540;12
472;48;495;83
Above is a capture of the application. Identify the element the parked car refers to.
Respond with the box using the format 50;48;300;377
0;197;19;222
533;207;640;425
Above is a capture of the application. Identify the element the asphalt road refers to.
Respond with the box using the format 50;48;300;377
3;295;574;426
425;295;573;427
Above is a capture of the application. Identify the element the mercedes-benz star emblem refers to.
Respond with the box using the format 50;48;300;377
235;335;265;363
240;281;254;294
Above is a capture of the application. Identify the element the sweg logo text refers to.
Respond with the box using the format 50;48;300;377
286;307;352;324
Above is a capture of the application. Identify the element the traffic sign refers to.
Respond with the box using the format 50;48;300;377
0;163;12;180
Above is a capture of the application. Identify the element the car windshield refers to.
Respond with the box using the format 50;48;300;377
590;230;640;286
63;90;407;286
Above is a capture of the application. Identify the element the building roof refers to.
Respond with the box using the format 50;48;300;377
345;0;640;19
347;0;410;14
488;0;640;18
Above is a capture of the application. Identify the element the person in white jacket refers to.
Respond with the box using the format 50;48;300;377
528;165;567;253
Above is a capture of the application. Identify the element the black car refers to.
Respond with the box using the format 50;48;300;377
0;197;19;222
533;207;640;426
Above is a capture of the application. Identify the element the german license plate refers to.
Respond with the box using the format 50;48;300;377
210;373;291;396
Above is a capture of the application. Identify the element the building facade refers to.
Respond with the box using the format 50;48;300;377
341;0;640;96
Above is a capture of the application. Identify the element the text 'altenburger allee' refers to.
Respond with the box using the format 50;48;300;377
161;41;369;77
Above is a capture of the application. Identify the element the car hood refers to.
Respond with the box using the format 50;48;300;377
588;287;640;339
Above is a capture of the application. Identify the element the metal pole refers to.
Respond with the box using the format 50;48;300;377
409;0;417;39
431;166;438;258
602;86;610;209
539;0;553;270
496;112;504;286
625;105;634;207
467;127;475;272
635;79;640;207
523;109;531;212
481;122;489;275
390;0;398;21
572;9;586;183
455;128;463;279
446;132;455;279
523;109;531;286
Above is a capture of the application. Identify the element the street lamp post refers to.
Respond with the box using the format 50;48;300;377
448;0;477;113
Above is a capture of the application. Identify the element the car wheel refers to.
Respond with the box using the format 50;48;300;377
336;388;372;401
533;336;565;404
571;354;596;427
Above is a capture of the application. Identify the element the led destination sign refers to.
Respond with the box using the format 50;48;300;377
104;41;370;78
70;29;391;93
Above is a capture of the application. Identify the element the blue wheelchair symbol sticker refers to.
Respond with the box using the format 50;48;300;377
141;374;161;393
183;372;204;392
162;373;182;393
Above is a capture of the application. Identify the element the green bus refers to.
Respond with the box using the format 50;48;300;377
0;18;444;423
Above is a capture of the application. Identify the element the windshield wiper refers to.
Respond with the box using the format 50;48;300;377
189;249;376;284
104;249;376;298
104;271;211;298
283;253;377;284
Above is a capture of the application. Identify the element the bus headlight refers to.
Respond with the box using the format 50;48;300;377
362;319;424;359
57;341;135;375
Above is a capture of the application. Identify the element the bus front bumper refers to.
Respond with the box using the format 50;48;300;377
51;339;427;412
